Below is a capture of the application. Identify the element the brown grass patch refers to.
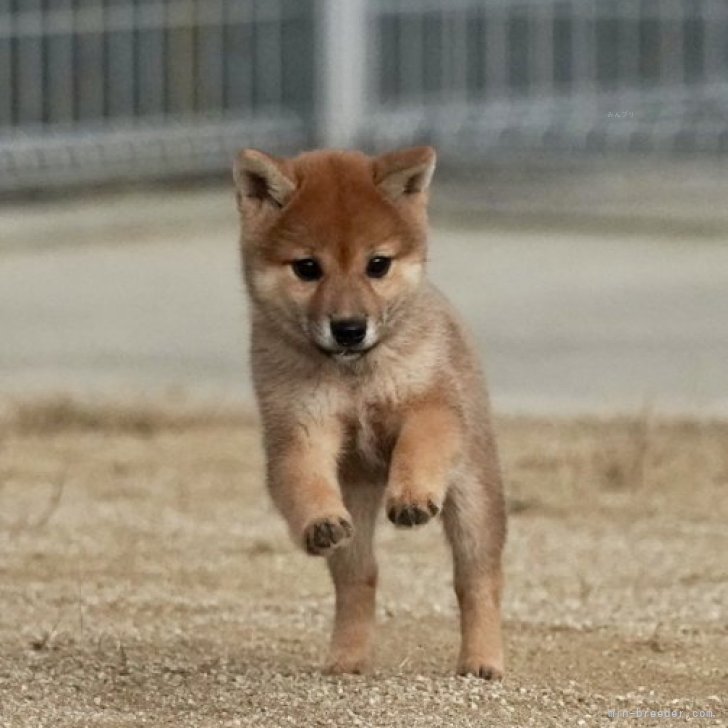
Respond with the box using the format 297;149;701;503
0;403;726;726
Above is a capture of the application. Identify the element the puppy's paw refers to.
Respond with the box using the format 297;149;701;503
386;495;440;528
456;660;504;681
303;515;353;556
323;654;370;676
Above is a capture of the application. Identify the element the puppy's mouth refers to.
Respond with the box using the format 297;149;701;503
314;342;379;360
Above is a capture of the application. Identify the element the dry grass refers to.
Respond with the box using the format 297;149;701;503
0;401;726;727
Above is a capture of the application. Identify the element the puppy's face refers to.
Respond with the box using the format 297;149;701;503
235;147;436;360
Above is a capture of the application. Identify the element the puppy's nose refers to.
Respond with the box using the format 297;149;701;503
330;318;367;347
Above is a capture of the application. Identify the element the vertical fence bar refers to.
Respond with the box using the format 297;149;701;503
17;0;44;124
683;0;705;84
660;0;683;87
195;0;224;114
449;7;469;106
485;1;507;100
0;0;12;128
474;4;488;101
532;0;555;98
75;0;106;120
46;0;74;125
279;2;315;121
106;0;135;120
439;7;449;103
223;0;252;114
420;9;441;101
254;0;282;111
572;0;596;98
595;0;618;91
400;7;423;105
166;0;196;115
136;0;165;117
508;4;531;96
707;0;727;83
618;0;640;91
317;0;367;148
463;3;485;102
702;0;721;83
367;0;383;112
552;1;572;91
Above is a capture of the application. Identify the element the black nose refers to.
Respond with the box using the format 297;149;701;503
330;318;367;347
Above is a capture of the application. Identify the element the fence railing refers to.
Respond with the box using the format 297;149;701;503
2;0;728;192
362;0;728;155
0;0;316;191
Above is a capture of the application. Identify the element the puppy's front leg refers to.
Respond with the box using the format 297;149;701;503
386;402;462;527
266;419;352;555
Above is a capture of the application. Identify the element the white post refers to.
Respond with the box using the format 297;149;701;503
317;0;368;149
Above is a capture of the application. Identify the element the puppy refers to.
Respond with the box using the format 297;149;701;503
233;146;505;678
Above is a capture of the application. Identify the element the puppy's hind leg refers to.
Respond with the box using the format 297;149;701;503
325;480;383;675
443;470;506;680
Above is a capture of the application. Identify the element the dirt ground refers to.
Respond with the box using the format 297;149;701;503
0;400;726;727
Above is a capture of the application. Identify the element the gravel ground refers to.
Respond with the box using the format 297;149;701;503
0;401;726;727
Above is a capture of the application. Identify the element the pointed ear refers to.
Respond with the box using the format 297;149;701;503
373;146;436;201
233;149;297;217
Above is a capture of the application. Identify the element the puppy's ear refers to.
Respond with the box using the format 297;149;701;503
373;146;436;202
233;149;297;218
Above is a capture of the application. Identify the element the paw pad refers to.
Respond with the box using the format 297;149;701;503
304;516;353;555
387;498;440;528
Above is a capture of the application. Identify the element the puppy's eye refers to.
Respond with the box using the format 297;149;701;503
292;258;323;281
366;256;392;279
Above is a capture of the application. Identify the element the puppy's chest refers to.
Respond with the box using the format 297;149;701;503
342;398;401;470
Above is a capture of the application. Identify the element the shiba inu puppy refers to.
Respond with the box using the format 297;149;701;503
233;146;505;679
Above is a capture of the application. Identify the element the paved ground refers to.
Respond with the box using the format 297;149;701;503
0;403;725;727
1;186;727;416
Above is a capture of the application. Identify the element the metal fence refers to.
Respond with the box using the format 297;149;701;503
363;0;728;156
2;0;728;192
0;0;316;191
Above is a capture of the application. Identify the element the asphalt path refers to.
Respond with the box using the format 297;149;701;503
2;192;727;416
